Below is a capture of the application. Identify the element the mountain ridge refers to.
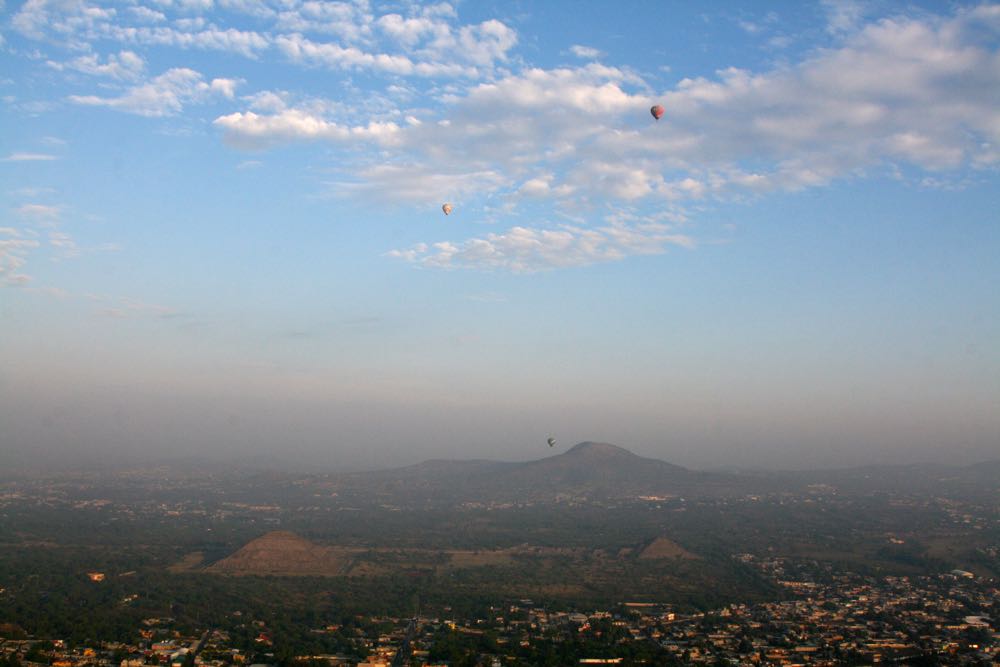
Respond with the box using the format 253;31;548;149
322;441;726;503
401;441;689;473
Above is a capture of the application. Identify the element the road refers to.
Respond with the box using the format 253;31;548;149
390;618;418;667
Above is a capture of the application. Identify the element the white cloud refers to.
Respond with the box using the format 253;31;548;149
209;65;640;158
214;3;1000;217
209;77;238;98
377;14;444;47
274;2;373;42
453;19;518;67
108;25;268;58
217;0;277;18
214;109;400;149
419;3;456;19
0;236;40;286
2;152;58;161
17;203;61;221
427;8;999;202
374;13;517;68
647;8;1000;182
0;227;41;286
69;67;239;116
48;230;79;257
1;195;119;289
275;32;415;74
245;90;288;112
388;221;693;272
12;0;117;44
13;1;516;79
8;187;56;197
456;64;640;115
316;64;650;202
48;50;146;80
567;162;661;200
821;0;868;35
517;174;560;198
128;6;167;23
173;17;206;31
172;0;214;12
14;2;1000;275
569;44;602;59
339;164;509;204
375;6;1000;272
273;32;477;77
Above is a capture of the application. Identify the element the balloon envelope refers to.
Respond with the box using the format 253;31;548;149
442;203;453;215
650;105;665;120
547;437;556;447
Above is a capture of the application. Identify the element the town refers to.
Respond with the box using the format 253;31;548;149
2;457;997;665
2;560;996;666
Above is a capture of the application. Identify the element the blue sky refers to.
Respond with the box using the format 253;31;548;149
1;0;998;470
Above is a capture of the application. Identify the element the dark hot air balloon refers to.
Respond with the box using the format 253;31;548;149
650;105;665;120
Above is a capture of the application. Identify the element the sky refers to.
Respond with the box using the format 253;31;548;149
1;0;998;471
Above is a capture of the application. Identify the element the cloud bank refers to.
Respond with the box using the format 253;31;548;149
11;1;1000;271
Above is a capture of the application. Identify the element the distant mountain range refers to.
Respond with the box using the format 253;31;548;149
313;441;999;504
384;441;688;484
321;441;760;503
3;441;994;505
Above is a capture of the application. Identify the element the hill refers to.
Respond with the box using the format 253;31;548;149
506;441;689;485
316;441;748;504
304;444;1000;507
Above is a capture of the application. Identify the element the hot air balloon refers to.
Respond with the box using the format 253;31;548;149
650;105;665;121
547;437;556;448
442;203;453;215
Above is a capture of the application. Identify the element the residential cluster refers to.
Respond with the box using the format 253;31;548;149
2;563;996;666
